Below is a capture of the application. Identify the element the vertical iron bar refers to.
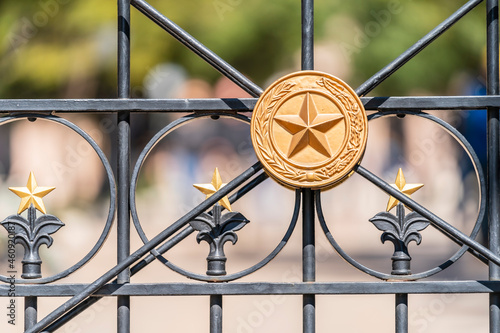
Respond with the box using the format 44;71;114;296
302;189;315;333
210;295;223;333
25;296;37;331
301;0;314;71
117;113;131;333
395;294;408;333
301;0;315;332
118;0;131;333
487;0;500;332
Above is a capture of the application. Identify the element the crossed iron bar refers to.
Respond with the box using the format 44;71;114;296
28;162;499;333
9;0;497;331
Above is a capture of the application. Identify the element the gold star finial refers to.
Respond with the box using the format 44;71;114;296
193;168;232;211
274;92;344;159
386;168;424;212
9;172;56;214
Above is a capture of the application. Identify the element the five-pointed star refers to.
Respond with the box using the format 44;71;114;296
274;92;344;159
386;168;424;212
9;172;56;214
193;168;232;211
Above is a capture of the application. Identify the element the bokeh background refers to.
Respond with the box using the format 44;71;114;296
0;0;492;332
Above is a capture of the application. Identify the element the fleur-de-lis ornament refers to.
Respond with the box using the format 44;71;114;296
1;173;64;279
191;168;249;276
369;169;429;275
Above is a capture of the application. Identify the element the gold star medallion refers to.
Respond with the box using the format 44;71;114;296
9;172;55;214
386;168;424;212
274;92;344;159
193;168;232;211
251;71;368;189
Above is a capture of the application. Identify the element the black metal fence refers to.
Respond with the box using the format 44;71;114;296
0;0;499;332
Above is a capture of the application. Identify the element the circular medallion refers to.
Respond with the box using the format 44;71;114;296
250;71;368;189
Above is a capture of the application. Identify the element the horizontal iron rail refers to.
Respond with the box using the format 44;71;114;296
3;281;500;296
362;96;500;111
0;98;256;113
0;96;498;113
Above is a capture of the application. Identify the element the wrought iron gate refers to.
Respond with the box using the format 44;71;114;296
0;0;500;332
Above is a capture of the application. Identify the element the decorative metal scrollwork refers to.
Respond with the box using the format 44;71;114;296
130;113;300;282
0;172;64;279
189;205;249;276
1;205;64;279
318;111;486;280
370;203;429;275
0;114;116;284
368;167;430;275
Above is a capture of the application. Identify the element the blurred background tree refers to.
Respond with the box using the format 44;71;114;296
0;0;487;99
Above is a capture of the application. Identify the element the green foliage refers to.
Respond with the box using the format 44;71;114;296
0;0;487;98
343;0;485;95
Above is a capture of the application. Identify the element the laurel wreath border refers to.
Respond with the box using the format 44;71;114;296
253;77;366;186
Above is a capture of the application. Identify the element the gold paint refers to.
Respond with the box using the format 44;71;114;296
386;168;424;212
274;92;344;159
193;168;232;211
9;172;55;214
251;71;368;189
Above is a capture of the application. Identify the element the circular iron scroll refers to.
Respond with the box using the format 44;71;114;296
319;111;486;280
130;112;300;282
0;114;116;284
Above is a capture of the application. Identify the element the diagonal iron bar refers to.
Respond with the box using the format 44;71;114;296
43;171;269;332
28;162;263;333
43;173;269;333
130;0;263;98
356;165;500;267
355;0;483;96
43;227;192;332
